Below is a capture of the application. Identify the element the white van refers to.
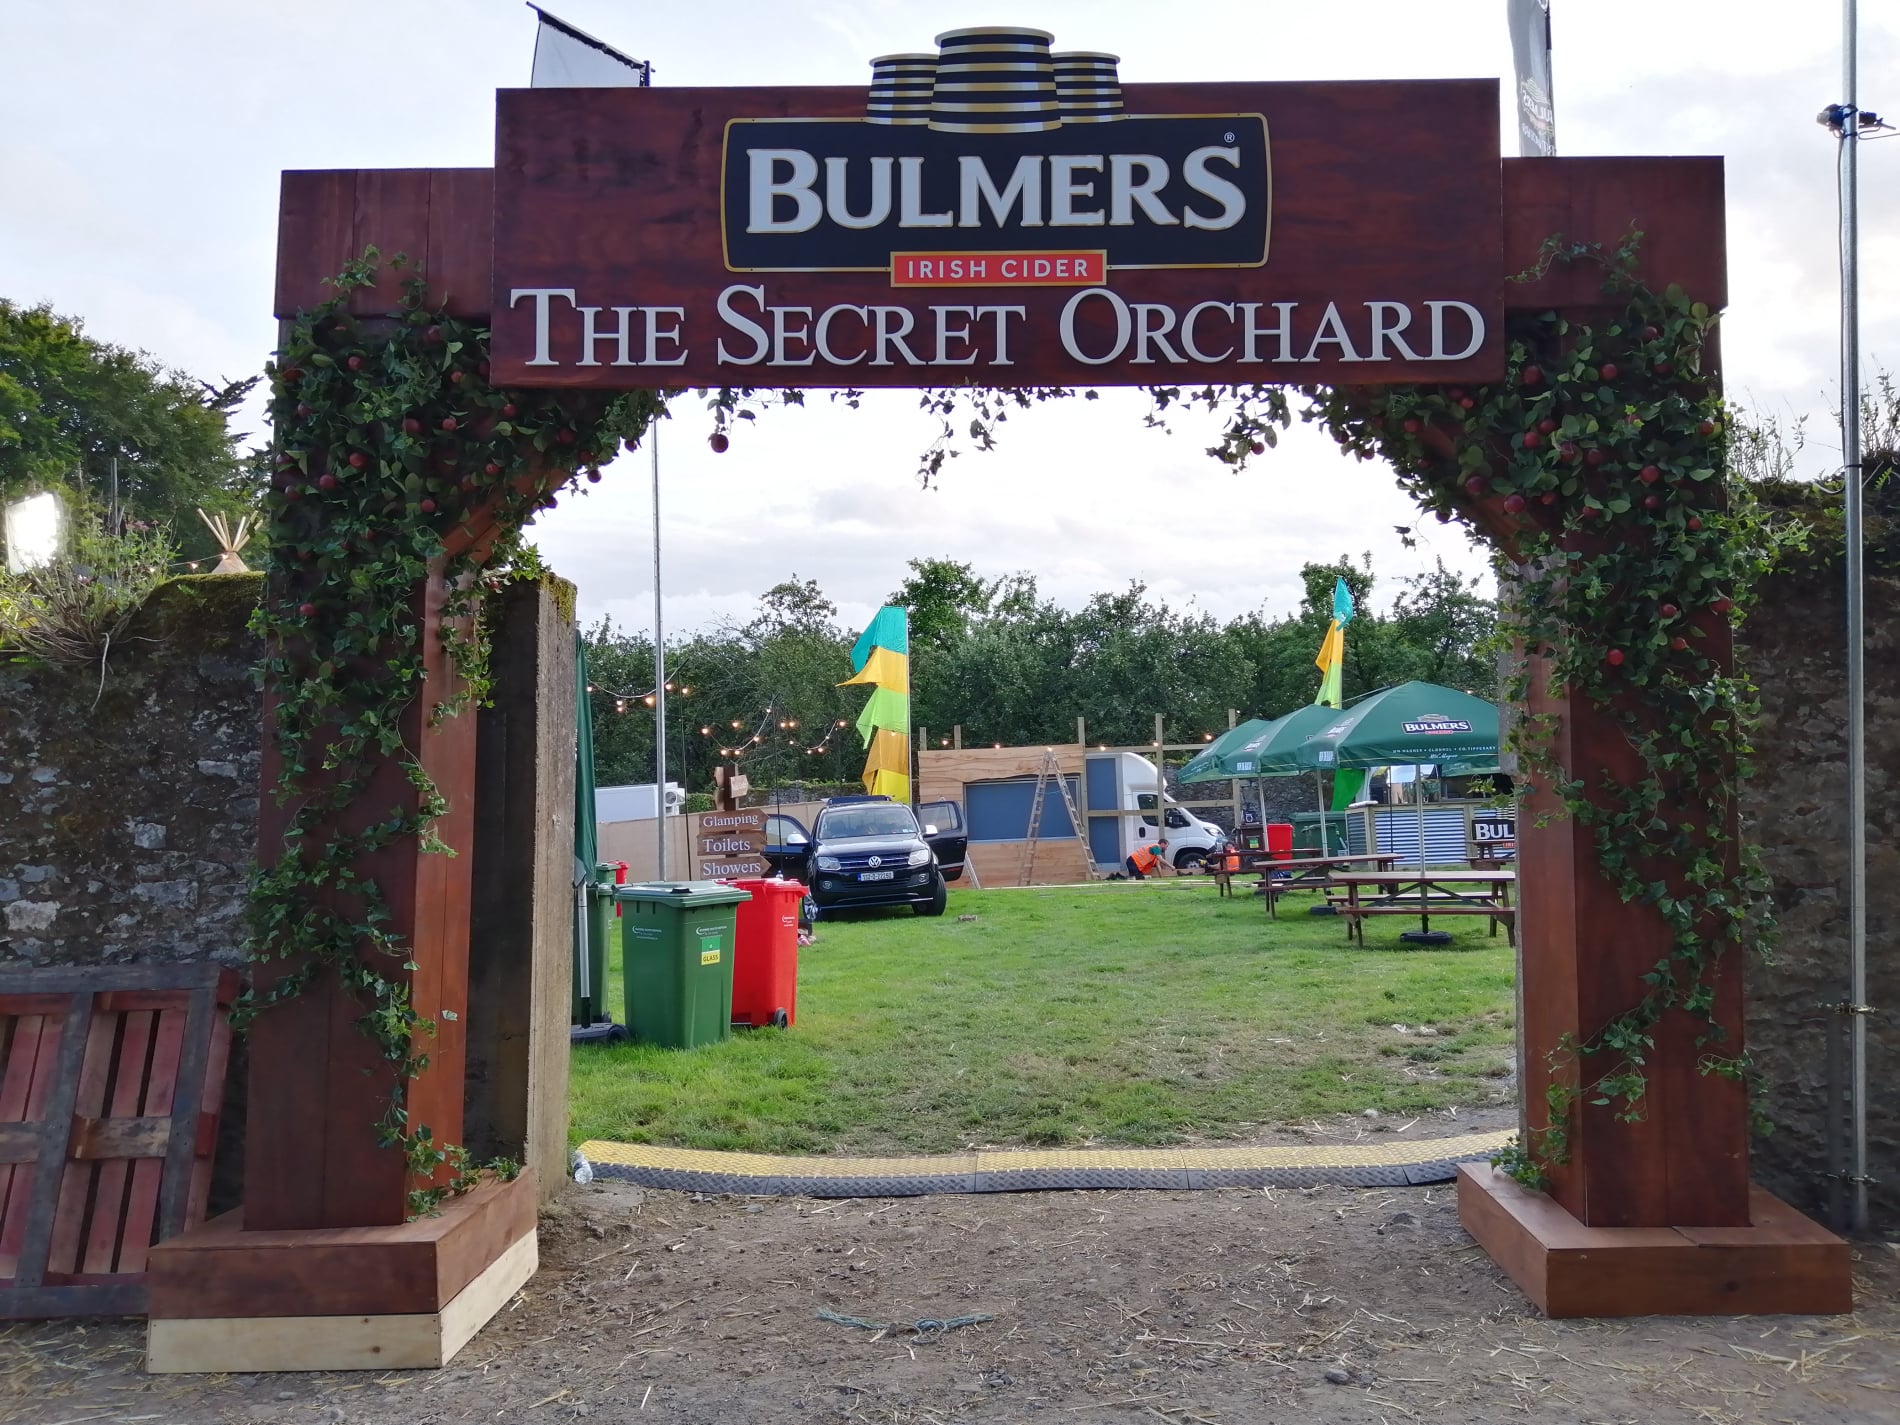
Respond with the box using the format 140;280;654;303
1088;752;1227;871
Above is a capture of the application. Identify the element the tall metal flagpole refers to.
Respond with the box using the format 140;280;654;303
1837;0;1869;1239
652;425;668;880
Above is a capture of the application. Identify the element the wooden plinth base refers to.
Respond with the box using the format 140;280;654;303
1458;1164;1853;1318
145;1171;536;1373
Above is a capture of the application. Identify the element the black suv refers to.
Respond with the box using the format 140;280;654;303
803;796;947;917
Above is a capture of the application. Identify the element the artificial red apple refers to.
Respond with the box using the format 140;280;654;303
1642;325;1660;341
1538;418;1558;434
346;355;363;371
1460;397;1476;411
420;498;437;513
1557;442;1579;464
501;403;519;417
709;431;730;454
1502;494;1527;514
1521;366;1543;386
1640;465;1661;483
1688;516;1704;530
1698;419;1718;436
1644;494;1662;510
1464;475;1489;496
556;429;576;445
1522;432;1541;449
1599;363;1619;381
1540;491;1557;505
1584;448;1605;467
317;473;337;491
1402;417;1422;434
1713;597;1734;614
440;417;457;432
1671;636;1689;651
298;602;318;618
587;469;602;483
402;417;423;435
1660;603;1679;618
348;451;367;469
1606;649;1625;665
1250;440;1265;455
485;461;503;476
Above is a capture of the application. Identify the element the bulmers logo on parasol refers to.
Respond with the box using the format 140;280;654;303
723;26;1270;283
1401;717;1474;735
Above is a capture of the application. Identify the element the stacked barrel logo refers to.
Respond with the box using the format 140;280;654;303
840;607;911;801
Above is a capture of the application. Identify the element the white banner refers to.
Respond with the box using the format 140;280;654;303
529;5;649;88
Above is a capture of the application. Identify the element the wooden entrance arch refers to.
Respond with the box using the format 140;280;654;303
145;140;1851;1367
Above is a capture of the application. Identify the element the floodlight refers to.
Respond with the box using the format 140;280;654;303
4;491;63;573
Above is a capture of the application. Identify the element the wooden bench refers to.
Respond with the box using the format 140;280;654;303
1342;902;1516;945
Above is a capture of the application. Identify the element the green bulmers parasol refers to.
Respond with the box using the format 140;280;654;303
1176;718;1276;783
1277;682;1500;774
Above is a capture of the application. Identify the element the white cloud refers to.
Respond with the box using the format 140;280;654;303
3;0;1894;640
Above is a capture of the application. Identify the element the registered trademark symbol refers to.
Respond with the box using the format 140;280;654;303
1223;131;1235;143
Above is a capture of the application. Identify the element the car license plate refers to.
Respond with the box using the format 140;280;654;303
859;870;895;881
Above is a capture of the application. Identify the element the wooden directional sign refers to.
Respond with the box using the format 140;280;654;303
492;55;1503;389
695;808;768;879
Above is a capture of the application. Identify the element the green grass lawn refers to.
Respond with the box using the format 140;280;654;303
568;880;1516;1156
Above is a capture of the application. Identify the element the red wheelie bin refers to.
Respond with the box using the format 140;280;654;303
730;876;804;1028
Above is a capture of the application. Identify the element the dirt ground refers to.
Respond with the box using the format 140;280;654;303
4;1158;1896;1425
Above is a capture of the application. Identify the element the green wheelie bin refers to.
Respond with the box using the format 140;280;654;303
613;881;751;1048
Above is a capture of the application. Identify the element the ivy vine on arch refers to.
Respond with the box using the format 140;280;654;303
252;237;1782;1212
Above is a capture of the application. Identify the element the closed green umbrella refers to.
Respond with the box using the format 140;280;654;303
573;634;600;1026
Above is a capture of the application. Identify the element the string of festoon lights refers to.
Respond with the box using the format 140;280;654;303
585;678;693;716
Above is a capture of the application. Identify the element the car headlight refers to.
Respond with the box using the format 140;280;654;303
907;846;932;867
816;855;841;872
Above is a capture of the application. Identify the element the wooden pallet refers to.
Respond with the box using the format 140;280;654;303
0;964;238;1318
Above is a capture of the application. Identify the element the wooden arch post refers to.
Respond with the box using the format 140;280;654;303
147;94;1845;1370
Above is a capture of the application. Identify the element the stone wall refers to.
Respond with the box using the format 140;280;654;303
1742;558;1899;1233
1;574;264;966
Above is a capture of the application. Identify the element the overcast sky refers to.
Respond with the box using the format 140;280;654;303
3;1;1894;640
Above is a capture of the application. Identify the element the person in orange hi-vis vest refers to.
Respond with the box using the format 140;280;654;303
1124;839;1168;880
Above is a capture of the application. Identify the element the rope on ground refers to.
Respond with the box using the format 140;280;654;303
817;1308;995;1340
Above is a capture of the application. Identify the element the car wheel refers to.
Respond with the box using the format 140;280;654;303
1173;848;1206;871
914;876;948;917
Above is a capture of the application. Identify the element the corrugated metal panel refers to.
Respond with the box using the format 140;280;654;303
1369;807;1470;867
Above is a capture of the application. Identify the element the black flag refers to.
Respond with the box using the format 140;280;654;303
1507;0;1555;157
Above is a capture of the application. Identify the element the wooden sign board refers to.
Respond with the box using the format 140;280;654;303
492;69;1503;388
696;808;768;879
1470;813;1517;858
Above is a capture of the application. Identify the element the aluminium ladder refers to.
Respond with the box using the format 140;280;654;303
1020;750;1094;885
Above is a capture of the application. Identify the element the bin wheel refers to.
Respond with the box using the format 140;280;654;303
770;1008;789;1029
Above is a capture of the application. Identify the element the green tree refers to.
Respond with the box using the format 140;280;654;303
0;300;260;563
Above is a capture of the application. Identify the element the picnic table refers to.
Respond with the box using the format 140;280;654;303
1221;852;1401;916
1331;869;1517;945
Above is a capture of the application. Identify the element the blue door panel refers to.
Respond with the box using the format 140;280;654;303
1084;756;1121;865
966;778;1080;842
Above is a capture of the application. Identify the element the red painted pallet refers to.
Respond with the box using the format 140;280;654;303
0;964;238;1318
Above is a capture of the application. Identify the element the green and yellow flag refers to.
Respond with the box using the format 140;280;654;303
1314;578;1361;809
1313;576;1354;710
841;606;911;801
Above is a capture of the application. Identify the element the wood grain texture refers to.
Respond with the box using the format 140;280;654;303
148;1171;534;1320
489;81;1505;388
275;168;495;318
1501;158;1727;313
1458;1165;1852;1318
147;1226;537;1373
246;561;480;1230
